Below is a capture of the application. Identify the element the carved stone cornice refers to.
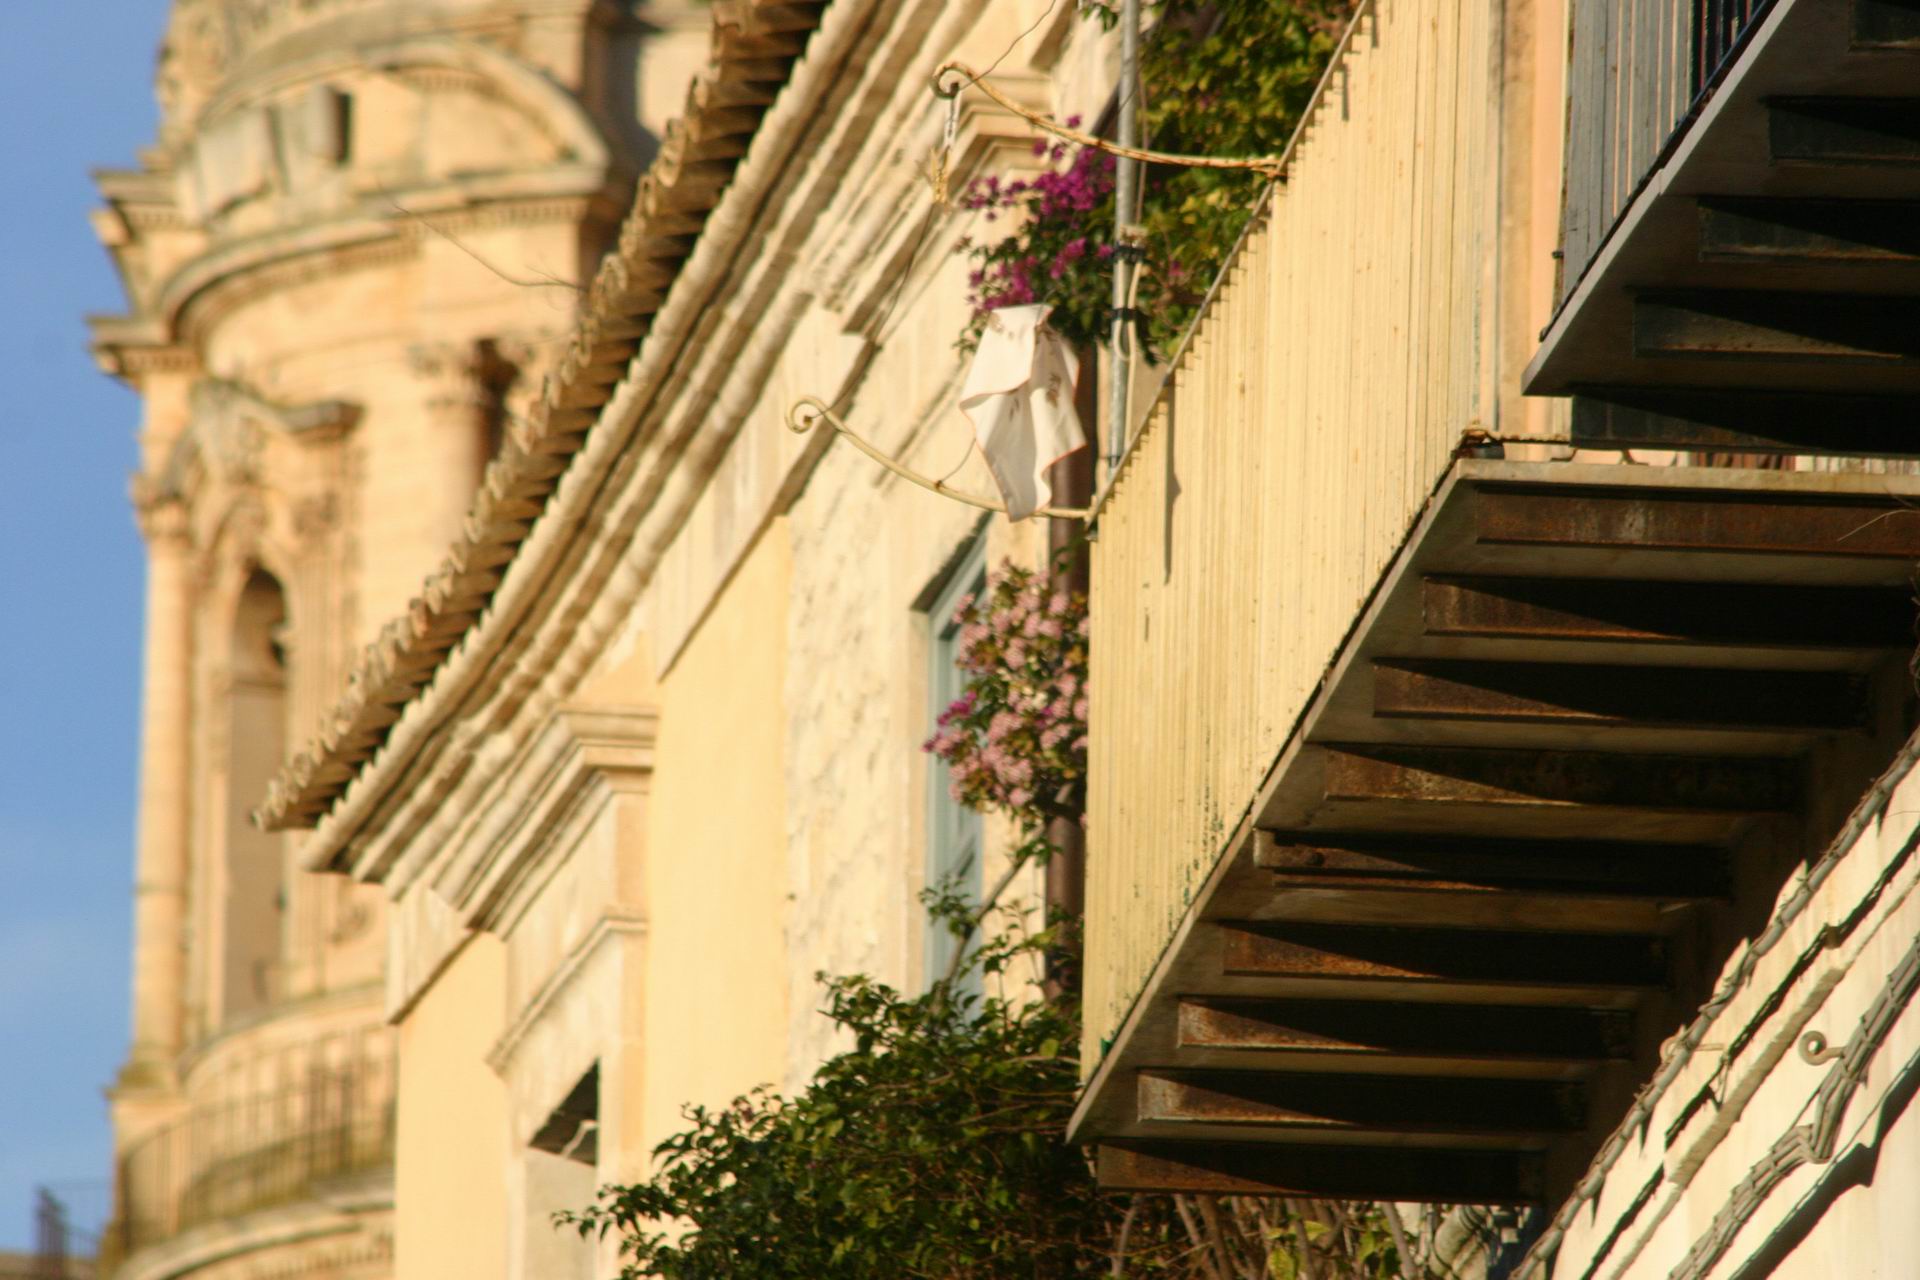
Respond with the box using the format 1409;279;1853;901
408;340;495;415
427;703;656;935
148;378;361;509
132;475;194;545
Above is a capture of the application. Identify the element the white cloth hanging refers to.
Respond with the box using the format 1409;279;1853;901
958;304;1087;520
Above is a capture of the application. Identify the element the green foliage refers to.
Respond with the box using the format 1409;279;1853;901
570;545;1432;1278
563;915;1134;1278
962;0;1351;355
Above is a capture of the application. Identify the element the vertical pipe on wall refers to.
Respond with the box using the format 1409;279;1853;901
1105;0;1142;476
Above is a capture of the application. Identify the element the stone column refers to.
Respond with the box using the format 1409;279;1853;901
408;340;497;559
122;491;195;1087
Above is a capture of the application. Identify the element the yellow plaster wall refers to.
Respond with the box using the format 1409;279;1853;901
639;519;793;1157
394;934;509;1280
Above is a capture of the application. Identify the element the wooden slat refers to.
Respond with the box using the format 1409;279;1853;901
1320;744;1801;814
1635;291;1920;363
1854;0;1920;47
1178;997;1636;1061
1097;1141;1544;1203
1475;486;1920;559
1255;832;1730;898
1570;388;1920;458
1139;1069;1586;1133
1425;575;1917;648
1372;659;1867;730
1770;97;1920;166
1220;921;1669;988
1697;197;1920;263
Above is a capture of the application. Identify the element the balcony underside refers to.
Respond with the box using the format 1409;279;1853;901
1528;0;1920;446
1071;461;1920;1204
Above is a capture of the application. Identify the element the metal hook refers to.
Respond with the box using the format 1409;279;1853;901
931;61;972;100
1799;1030;1847;1066
785;396;1090;521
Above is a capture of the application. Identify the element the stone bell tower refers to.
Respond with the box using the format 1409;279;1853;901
89;2;705;1276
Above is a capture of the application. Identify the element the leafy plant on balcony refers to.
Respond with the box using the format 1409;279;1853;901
962;0;1350;356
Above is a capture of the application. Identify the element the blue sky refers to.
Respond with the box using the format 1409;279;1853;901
0;1;170;1252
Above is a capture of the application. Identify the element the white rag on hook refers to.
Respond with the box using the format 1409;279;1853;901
959;304;1087;521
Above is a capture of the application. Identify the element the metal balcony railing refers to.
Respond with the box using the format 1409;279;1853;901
1696;0;1778;90
99;1059;394;1274
1082;0;1503;1075
1558;0;1779;302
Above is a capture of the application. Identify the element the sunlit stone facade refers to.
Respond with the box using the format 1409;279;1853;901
92;3;703;1277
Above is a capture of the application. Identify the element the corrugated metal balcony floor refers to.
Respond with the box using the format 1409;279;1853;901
1071;460;1920;1205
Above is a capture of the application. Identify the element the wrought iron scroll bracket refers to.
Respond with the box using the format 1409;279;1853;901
785;397;1089;520
1797;1029;1847;1066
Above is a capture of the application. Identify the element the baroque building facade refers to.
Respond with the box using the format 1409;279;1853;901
99;0;1920;1278
92;2;705;1278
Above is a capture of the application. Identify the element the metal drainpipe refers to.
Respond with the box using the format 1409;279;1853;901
1105;0;1141;479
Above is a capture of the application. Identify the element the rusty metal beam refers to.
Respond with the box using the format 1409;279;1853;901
1255;832;1730;898
1220;921;1669;989
1178;996;1635;1061
1770;97;1920;167
1475;485;1920;560
1320;744;1801;814
1138;1069;1586;1133
1697;197;1920;264
1373;659;1867;731
1570;390;1920;459
1097;1141;1544;1203
1424;575;1916;649
1634;291;1920;363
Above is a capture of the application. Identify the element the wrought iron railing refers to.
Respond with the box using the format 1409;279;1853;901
1559;0;1780;302
99;1059;394;1274
1695;0;1778;91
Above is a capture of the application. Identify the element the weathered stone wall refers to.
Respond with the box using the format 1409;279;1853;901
1544;748;1920;1280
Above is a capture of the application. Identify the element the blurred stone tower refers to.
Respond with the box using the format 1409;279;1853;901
89;3;704;1276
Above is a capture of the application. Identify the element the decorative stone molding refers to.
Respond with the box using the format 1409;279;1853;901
408;341;496;417
1528;736;1920;1280
112;1195;392;1280
161;0;393;124
484;907;645;1076
147;378;360;509
430;703;656;935
258;0;830;832
133;478;195;545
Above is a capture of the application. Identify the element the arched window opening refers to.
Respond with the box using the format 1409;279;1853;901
223;567;289;1022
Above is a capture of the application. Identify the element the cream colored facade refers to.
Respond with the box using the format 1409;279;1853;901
94;3;706;1278
249;2;1133;1276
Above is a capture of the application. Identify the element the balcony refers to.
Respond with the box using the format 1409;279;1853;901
1072;0;1920;1207
1535;0;1920;442
100;1057;394;1274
